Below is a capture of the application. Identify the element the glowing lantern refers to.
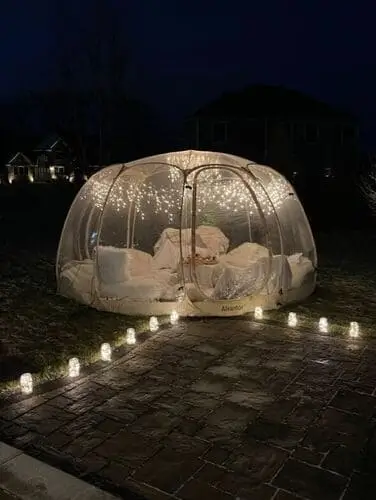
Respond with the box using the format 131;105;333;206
126;328;136;345
68;358;80;378
20;373;33;395
349;321;359;338
170;310;179;325
254;307;263;320
319;317;328;333
288;312;297;327
100;343;112;361
149;316;159;332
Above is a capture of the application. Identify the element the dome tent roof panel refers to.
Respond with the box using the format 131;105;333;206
96;150;271;177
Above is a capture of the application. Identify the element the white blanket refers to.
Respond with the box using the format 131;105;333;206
212;254;292;300
259;254;292;294
196;225;229;255
60;260;94;304
212;261;265;300
219;242;270;267
60;259;180;303
154;228;205;253
100;277;170;301
153;236;212;271
153;226;229;271
288;253;314;288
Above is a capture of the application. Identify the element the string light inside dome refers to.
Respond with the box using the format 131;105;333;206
79;156;292;230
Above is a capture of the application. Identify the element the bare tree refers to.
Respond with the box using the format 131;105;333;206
50;0;128;166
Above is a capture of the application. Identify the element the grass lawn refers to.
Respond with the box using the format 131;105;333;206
0;229;375;395
270;230;376;331
0;245;151;394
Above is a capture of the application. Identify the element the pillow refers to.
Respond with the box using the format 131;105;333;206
287;254;314;288
153;228;206;254
196;225;229;255
153;238;181;271
220;242;269;268
153;237;212;272
100;277;167;301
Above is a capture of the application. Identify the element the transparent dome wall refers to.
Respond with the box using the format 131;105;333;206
250;163;317;293
95;163;185;305
56;166;122;304
190;166;277;300
56;150;317;317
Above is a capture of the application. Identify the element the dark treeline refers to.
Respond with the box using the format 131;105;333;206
0;0;373;240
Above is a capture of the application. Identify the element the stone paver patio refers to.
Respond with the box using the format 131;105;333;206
1;319;376;500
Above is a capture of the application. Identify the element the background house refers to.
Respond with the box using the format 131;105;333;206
183;85;360;183
6;152;33;184
33;134;75;182
5;134;75;184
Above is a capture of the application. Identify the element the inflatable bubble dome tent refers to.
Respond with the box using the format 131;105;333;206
57;150;317;317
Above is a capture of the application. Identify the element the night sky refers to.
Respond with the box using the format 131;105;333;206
1;0;375;141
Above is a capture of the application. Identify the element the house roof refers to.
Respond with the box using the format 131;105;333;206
6;152;32;166
34;134;68;152
193;84;355;121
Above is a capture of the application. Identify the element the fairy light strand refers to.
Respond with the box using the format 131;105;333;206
78;158;292;225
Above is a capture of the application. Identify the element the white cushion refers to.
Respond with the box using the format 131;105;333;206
196;225;229;255
61;259;92;273
154;228;205;254
96;246;153;283
100;277;167;301
212;261;265;300
153;238;212;271
259;254;292;294
287;253;314;288
212;254;292;299
60;260;94;303
220;242;269;268
153;238;181;271
152;269;180;286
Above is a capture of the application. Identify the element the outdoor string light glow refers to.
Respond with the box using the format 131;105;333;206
149;316;159;332
254;307;263;320
288;312;297;327
100;343;112;362
80;164;292;222
126;328;136;345
170;310;179;325
349;321;360;338
68;357;80;378
20;373;33;395
319;317;328;333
